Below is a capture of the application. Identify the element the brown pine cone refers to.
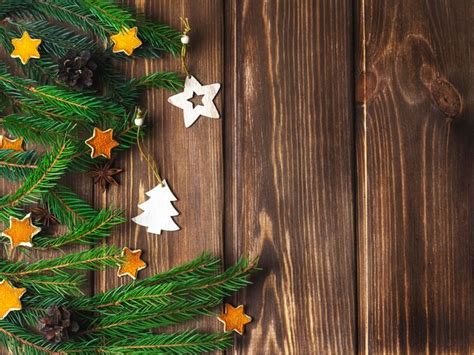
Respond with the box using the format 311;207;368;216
38;306;79;343
58;50;98;90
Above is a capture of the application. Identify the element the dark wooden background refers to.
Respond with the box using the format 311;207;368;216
1;0;472;354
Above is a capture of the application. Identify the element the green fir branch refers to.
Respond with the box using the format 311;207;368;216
14;273;86;297
0;321;232;355
129;71;184;93
0;246;122;278
0;64;126;126
0;150;37;181
43;185;98;228
98;62;139;109
0;140;75;219
6;17;96;58
136;19;182;57
101;330;233;354
0;27;59;84
20;56;60;86
2;114;76;146
0;320;60;355
34;209;124;248
31;0;110;40
70;253;221;311
27;85;125;123
81;0;135;32
77;257;257;336
0;1;29;18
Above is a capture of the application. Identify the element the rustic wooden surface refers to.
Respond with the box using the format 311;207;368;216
356;0;472;354
94;0;224;334
224;0;356;353
1;0;472;354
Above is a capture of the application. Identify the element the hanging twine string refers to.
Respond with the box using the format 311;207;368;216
134;18;191;186
180;17;191;77
134;107;164;186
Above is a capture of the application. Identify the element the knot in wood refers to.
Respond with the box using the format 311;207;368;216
430;78;462;119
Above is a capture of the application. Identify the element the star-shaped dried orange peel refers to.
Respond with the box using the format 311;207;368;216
11;31;42;65
2;213;41;249
0;136;24;151
217;303;252;335
0;280;26;320
110;27;142;56
117;247;147;280
85;127;119;159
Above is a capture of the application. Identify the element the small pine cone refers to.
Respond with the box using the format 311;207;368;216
38;306;79;343
58;49;98;90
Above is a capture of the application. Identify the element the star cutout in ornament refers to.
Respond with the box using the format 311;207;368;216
110;27;142;56
0;136;24;151
117;247;147;280
168;75;221;128
85;127;119;159
0;280;26;320
2;213;41;249
217;303;252;335
11;31;42;65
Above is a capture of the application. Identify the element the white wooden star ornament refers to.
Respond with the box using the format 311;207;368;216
168;75;221;128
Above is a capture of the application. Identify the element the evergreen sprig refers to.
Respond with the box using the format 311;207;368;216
0;321;233;355
0;1;258;353
0;140;75;221
130;71;184;92
2;114;76;146
0;320;61;355
15;272;86;297
34;209;125;248
0;253;258;354
30;0;111;40
43;184;97;228
101;330;233;354
69;253;222;311
0;246;122;278
0;150;37;181
6;17;96;58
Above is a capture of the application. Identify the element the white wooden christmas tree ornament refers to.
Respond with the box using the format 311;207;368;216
132;180;180;235
168;75;221;128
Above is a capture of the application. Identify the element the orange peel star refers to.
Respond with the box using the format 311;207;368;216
0;136;24;151
85;127;119;159
217;303;252;335
110;27;142;56
11;31;42;64
117;247;147;280
2;213;41;249
0;280;26;320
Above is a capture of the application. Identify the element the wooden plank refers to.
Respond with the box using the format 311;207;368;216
224;1;356;353
94;0;224;333
356;0;473;353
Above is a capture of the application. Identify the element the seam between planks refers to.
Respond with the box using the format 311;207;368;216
359;0;369;353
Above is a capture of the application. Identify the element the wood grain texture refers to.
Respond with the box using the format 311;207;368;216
224;1;356;353
2;0;473;353
94;0;224;334
356;0;473;353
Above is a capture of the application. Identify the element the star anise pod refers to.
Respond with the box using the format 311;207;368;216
88;160;123;191
30;205;59;227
